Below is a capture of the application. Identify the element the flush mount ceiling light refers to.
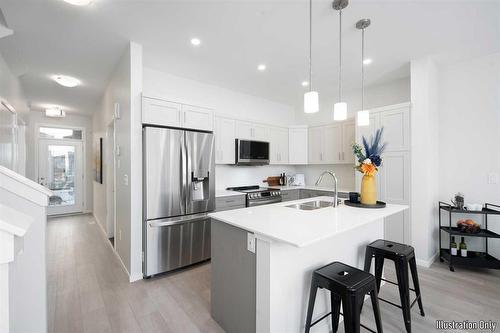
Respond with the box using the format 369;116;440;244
257;64;266;71
356;18;371;127
62;0;92;5
363;58;372;65
190;37;201;46
304;0;319;114
45;107;66;118
332;0;349;121
52;75;81;88
301;81;309;87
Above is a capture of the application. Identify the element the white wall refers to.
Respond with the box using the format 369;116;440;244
293;77;410;126
92;42;143;282
26;111;94;213
0;51;29;120
437;53;500;258
410;57;440;264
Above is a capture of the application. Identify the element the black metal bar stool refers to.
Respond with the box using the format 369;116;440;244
363;239;425;333
305;261;383;333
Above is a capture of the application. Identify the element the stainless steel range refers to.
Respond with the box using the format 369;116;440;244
226;185;282;207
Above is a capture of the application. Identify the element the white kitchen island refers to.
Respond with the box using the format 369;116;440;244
209;196;408;333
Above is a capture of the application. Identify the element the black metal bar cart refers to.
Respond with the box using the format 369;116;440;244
439;202;500;272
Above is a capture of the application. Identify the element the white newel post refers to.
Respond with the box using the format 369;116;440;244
0;166;52;333
0;206;33;333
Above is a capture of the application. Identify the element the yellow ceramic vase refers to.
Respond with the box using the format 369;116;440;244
360;174;377;205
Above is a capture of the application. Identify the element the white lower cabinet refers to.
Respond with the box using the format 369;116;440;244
269;126;289;164
215;116;236;164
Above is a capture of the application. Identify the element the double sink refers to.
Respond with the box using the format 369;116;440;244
286;200;333;211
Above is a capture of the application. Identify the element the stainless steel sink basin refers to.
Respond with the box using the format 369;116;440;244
285;200;333;210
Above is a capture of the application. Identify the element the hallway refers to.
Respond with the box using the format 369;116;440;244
47;214;223;333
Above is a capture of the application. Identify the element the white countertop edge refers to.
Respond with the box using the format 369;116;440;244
215;189;246;198
275;185;355;193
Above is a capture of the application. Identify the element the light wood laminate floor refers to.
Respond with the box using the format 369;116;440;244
48;214;500;333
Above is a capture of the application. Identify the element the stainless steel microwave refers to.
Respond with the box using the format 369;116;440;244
235;139;270;165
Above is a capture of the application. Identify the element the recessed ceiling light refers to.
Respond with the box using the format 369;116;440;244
52;75;81;88
45;107;66;118
363;58;372;65
257;64;266;71
301;81;309;87
62;0;92;5
190;38;201;46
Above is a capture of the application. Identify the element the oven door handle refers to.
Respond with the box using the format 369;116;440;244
247;197;282;207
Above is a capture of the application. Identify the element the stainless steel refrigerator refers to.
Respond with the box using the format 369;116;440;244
143;126;215;277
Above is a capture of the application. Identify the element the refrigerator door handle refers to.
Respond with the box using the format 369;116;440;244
180;133;188;212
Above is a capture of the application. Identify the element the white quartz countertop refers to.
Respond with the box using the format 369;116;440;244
215;189;246;198
209;196;408;247
274;185;354;193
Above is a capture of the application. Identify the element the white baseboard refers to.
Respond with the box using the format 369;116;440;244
416;251;438;268
92;213;133;281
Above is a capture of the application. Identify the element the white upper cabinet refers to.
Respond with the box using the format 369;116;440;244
214;116;236;165
308;121;353;165
142;97;214;131
379;107;410;152
269;126;289;164
142;97;182;127
341;121;356;164
235;120;268;141
308;126;323;164
182;105;214;131
288;126;308;165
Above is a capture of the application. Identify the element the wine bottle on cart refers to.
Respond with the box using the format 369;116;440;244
459;237;467;257
450;236;458;256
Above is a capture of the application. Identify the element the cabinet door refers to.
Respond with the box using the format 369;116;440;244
252;123;269;141
182;105;214;131
308;126;323;164
235;121;253;140
356;113;379;146
142;97;182;127
379;151;410;244
289;127;308;165
341;121;356;164
269;126;281;164
277;127;289;164
323;125;342;164
215;117;236;164
379;107;410;152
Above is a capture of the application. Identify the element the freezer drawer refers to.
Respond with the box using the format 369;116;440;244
145;214;211;276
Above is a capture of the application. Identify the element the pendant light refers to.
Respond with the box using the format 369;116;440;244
356;19;371;126
332;0;348;121
304;0;319;113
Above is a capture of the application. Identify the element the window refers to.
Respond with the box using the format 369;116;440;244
39;127;82;140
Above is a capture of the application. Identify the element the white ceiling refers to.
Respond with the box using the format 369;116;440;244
0;0;499;116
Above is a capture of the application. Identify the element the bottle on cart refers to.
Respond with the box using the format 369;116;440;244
459;237;467;257
450;236;458;256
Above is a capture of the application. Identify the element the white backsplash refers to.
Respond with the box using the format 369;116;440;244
216;164;355;191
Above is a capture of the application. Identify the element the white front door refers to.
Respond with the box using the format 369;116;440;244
38;139;83;215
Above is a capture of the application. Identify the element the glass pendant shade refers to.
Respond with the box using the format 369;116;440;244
333;102;347;121
357;110;370;126
304;91;319;114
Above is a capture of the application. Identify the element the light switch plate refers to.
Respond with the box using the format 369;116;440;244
488;173;498;185
247;233;256;253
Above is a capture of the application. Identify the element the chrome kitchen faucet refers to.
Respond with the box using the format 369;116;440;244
315;171;339;207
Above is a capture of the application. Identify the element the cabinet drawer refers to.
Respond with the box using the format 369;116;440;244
216;196;246;211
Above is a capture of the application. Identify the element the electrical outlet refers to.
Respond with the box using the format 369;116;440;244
488;173;498;185
123;174;129;186
247;233;256;253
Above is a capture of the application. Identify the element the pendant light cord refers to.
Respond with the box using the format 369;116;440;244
361;27;365;111
309;0;313;91
338;9;342;101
